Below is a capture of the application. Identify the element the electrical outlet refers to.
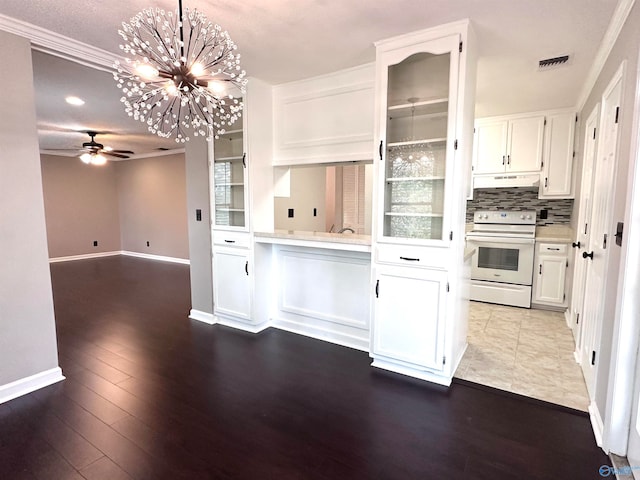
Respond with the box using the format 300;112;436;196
93;240;98;247
288;208;294;218
540;209;548;220
196;209;202;221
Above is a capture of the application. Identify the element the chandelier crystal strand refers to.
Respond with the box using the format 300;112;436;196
113;5;247;142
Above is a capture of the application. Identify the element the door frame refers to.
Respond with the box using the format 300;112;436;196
604;53;640;456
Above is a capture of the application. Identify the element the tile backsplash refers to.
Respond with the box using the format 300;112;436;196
466;188;573;225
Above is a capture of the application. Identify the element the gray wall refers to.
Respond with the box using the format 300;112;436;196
0;31;60;386
116;154;188;259
41;154;121;257
274;165;327;231
185;138;213;315
576;2;640;428
41;153;189;260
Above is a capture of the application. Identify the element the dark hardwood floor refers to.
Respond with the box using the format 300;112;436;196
1;256;610;479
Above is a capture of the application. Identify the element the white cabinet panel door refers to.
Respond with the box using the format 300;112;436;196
540;112;575;198
373;266;446;370
507;116;544;172
534;256;566;305
213;249;251;321
473;121;508;174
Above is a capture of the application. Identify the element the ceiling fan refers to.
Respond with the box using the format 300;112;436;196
78;131;134;165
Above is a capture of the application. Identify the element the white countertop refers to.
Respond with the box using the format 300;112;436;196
254;230;372;253
535;225;574;242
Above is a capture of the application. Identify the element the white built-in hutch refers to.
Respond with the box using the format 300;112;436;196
207;20;477;386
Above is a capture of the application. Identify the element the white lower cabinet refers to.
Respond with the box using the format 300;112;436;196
532;242;568;308
213;247;252;321
372;265;446;371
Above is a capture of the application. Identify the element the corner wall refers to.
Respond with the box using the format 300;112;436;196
41;154;121;257
576;0;640;453
0;31;61;394
116;153;188;259
185;138;213;316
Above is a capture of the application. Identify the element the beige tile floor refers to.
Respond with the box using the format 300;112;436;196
455;301;590;411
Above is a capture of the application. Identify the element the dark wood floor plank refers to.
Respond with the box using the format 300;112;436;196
58;346;132;385
79;457;134;480
58;376;131;426
0;256;610;480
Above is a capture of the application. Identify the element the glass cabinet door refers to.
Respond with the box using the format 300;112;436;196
213;125;246;228
383;50;453;240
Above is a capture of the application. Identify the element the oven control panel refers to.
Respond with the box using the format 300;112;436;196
473;210;536;225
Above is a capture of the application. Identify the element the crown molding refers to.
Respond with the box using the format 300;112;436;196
576;0;636;111
0;13;120;72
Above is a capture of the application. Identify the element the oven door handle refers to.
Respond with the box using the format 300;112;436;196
466;235;535;245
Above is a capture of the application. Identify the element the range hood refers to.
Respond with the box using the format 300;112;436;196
473;173;540;189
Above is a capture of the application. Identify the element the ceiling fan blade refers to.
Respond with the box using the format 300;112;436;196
105;152;130;159
110;149;135;154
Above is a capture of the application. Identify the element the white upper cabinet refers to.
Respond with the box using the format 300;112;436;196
376;32;462;244
473;121;508;174
540;112;576;198
474;115;544;174
273;64;375;166
212;124;247;230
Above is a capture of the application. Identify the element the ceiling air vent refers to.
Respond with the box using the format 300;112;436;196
538;55;570;71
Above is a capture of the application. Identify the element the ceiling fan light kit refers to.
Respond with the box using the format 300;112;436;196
113;0;248;143
80;152;107;165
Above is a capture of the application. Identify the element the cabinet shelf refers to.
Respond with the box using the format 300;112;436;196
386;176;445;182
215;182;244;187
215;155;244;162
384;212;444;218
388;98;448;117
387;138;446;148
216;208;245;212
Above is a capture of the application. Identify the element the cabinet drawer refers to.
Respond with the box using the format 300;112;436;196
376;245;433;268
213;231;250;248
538;243;567;255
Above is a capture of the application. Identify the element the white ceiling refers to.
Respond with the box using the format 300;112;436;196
0;0;620;157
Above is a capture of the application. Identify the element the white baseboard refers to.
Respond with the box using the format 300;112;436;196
49;251;189;265
49;251;120;263
564;309;572;328
271;316;369;352
589;401;605;448
121;251;190;265
189;309;215;325
0;367;65;404
370;357;452;386
215;316;271;333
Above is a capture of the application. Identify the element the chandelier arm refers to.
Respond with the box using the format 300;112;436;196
134;20;175;67
184;18;198;62
191;93;214;123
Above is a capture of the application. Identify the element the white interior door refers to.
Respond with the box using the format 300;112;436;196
580;75;622;397
570;105;599;349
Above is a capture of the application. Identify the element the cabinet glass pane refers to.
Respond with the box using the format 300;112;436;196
213;124;245;228
383;51;450;240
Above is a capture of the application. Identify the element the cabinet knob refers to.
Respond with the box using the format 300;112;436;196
582;251;594;260
572;241;581;248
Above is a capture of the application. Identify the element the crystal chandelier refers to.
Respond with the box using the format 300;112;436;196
113;0;247;142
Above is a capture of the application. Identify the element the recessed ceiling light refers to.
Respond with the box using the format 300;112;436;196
65;96;85;106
